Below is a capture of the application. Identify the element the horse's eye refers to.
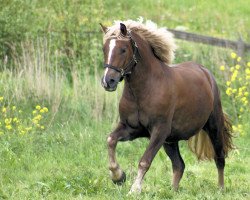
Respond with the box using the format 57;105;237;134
120;48;126;54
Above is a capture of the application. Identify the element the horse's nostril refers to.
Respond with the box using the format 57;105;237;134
108;78;116;87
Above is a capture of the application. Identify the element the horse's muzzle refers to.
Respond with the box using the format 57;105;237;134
101;77;117;92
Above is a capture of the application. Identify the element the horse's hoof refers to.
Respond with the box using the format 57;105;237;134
128;183;142;195
112;171;126;185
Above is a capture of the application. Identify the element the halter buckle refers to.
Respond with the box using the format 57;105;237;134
121;69;125;76
133;54;138;63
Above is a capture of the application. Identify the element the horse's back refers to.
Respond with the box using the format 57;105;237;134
170;61;212;79
170;61;215;95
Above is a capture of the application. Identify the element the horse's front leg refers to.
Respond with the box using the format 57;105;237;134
129;123;170;194
107;122;136;185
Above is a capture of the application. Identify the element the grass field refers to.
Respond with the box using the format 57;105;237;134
0;0;250;199
0;119;249;199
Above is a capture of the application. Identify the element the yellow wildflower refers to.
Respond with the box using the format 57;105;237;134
12;106;16;111
231;52;237;59
245;68;250;75
247;62;250;67
226;81;231;86
41;126;45;130
0;131;4;135
241;97;247;105
0;97;3;101
2;107;6;113
230;67;234;72
40;109;45;113
6;125;12;130
36;105;41;110
238;124;243;129
231;70;238;82
241;96;247;101
5;118;12;124
220;65;225;71
235;64;240;70
226;88;232;96
34;115;42;120
32;119;39;124
42;107;48;113
240;107;244;112
32;110;37;115
237;57;241;62
244;92;249;97
238;90;243;97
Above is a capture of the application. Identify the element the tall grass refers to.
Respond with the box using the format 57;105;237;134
0;35;123;127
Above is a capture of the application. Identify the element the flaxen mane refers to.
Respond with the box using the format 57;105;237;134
103;19;177;64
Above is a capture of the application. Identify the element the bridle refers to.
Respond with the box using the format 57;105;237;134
103;32;139;78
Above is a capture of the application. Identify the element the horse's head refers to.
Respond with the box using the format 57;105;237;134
100;23;138;92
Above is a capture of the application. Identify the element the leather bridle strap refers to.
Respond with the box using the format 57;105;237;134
103;33;139;77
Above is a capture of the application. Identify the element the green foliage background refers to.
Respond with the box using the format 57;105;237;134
0;0;249;199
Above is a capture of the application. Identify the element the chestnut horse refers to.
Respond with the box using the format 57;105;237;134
100;20;233;194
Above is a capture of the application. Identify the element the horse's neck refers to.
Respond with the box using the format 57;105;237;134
124;35;167;99
124;56;164;100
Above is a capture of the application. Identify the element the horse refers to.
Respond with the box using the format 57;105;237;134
100;20;233;194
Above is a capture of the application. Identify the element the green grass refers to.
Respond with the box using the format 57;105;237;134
102;0;250;40
0;120;249;199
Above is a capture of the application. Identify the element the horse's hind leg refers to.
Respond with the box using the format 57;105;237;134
203;111;225;188
163;142;185;190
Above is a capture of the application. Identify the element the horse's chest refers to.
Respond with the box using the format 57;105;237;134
123;109;149;129
120;96;150;129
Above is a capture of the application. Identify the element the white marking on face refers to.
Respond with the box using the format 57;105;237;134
108;39;116;64
103;67;109;86
103;39;117;87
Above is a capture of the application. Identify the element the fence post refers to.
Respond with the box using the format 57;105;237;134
237;36;245;57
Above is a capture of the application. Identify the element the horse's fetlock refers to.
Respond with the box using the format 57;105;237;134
139;161;150;170
107;136;116;147
109;163;119;171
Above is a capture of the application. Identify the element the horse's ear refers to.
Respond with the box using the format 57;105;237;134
100;23;108;33
120;23;127;36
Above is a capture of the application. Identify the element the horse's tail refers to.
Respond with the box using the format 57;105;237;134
187;113;233;160
221;113;234;157
187;129;215;160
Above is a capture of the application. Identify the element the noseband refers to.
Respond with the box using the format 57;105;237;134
103;33;139;77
